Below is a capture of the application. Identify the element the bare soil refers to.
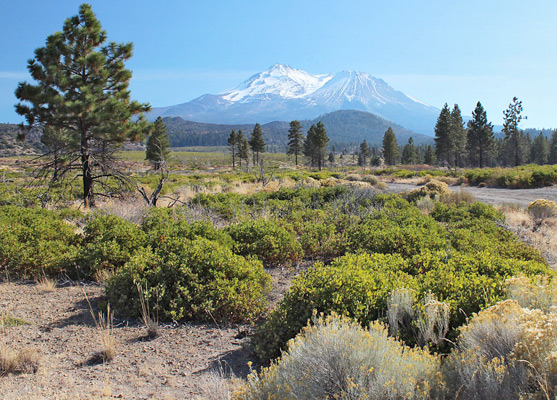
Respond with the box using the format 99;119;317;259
385;182;557;207
0;270;296;400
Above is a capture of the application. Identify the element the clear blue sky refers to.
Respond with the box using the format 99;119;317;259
1;0;556;128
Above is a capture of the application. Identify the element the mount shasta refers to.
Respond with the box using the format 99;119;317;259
150;64;440;135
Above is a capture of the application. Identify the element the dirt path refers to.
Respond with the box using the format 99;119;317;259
385;182;557;207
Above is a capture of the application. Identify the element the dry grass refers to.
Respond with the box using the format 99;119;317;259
35;275;56;293
501;206;557;270
84;290;116;363
195;364;242;400
0;316;40;376
137;283;158;339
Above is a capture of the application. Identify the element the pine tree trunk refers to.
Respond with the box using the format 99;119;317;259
81;137;94;208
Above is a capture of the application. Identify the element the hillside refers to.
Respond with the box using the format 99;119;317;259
0;124;44;156
163;110;433;149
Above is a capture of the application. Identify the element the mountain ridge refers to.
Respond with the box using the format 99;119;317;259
150;64;440;135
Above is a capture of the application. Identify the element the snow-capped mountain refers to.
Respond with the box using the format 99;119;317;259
221;64;332;102
151;64;440;135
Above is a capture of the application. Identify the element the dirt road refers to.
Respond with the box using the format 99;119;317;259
385;183;557;207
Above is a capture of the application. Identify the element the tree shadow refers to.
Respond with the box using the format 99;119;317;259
195;345;261;380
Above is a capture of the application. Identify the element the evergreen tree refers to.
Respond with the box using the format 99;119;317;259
249;123;265;164
502;97;525;166
304;122;329;170
549;130;557;164
434;104;452;166
467;101;495;168
287;120;304;166
227;130;237;168
424;145;436;165
530;132;549;165
328;151;335;164
14;4;150;207
450;104;467;167
401;137;419;165
145;117;170;170
237;131;250;170
382;127;400;166
359;140;371;166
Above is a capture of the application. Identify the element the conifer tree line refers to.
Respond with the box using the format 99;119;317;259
352;98;557;168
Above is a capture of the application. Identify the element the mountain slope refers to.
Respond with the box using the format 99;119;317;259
150;64;440;135
163;110;433;148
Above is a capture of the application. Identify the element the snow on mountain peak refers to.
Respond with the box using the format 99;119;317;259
221;64;332;102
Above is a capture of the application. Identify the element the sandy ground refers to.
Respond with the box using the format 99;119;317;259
0;266;302;400
385;182;557;207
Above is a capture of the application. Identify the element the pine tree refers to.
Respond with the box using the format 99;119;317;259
401;137;419;165
467;101;495;168
228;130;237;168
287;120;304;166
145;117;170;170
530;132;549;165
549;130;557;164
304;122;329;170
14;4;150;207
434;104;452;166
328;151;335;164
424;145;436;165
382;127;400;166
450;104;467;167
249;123;265;164
502;97;525;167
359;140;371;166
237;130;249;169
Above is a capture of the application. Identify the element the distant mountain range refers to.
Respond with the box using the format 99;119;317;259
150;64;441;135
163;110;434;149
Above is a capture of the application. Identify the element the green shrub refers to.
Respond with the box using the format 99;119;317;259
253;252;414;361
254;248;553;362
80;213;147;277
240;313;438;400
227;219;302;266
141;207;232;247
106;237;271;322
0;206;79;277
346;204;448;257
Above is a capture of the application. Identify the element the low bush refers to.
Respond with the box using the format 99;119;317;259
442;299;557;399
239;313;438;400
253;248;553;362
80;213;148;277
106;237;271;322
346;202;449;257
141;207;232;247
407;179;451;202
0;206;79;278
252;253;414;361
227;219;302;266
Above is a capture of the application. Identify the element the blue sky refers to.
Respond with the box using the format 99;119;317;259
1;0;556;128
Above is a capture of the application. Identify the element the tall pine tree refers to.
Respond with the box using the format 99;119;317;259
249;123;265;165
450;104;467;167
502;97;525;167
382;127;400;166
304;122;329;170
434;104;452;166
401;137;419;165
228;130;237;168
286;120;304;166
359;140;371;166
14;4;150;207
146;117;170;170
467;101;495;168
